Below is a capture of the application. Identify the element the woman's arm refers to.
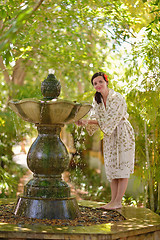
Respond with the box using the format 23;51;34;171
76;119;98;126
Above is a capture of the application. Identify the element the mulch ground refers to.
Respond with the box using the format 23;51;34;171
0;203;125;227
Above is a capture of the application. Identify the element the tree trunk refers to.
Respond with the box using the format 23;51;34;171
143;181;148;208
12;58;26;85
0;56;10;83
144;121;154;211
157;183;160;212
0;56;32;88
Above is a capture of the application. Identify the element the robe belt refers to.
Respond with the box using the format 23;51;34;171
117;118;127;167
117;126;120;167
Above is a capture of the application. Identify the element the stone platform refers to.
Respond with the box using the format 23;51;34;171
0;199;160;240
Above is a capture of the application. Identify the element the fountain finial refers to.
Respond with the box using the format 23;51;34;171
41;74;61;100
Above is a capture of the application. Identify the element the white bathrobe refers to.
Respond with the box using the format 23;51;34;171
86;89;135;182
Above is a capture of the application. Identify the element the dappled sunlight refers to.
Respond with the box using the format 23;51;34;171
97;223;112;232
0;222;32;232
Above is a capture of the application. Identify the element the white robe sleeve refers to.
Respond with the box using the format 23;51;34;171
98;93;127;136
85;100;99;136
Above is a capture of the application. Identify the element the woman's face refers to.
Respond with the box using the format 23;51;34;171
92;76;108;94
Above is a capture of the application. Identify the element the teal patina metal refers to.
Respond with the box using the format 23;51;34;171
9;73;91;220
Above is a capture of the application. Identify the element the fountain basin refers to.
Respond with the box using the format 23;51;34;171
9;99;91;124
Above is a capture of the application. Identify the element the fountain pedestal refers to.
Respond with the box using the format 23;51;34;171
9;74;92;220
14;124;80;219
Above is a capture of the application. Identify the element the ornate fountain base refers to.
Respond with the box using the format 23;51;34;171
14;124;81;220
14;196;80;219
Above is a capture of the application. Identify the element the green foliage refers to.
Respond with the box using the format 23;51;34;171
0;1;37;52
0;0;144;99
10;80;42;100
0;107;27;198
69;168;111;202
0;160;26;198
123;21;160;210
0;77;36;197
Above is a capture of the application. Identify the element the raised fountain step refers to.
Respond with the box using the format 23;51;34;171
0;199;160;240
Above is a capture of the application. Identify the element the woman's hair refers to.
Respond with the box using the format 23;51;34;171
91;72;108;104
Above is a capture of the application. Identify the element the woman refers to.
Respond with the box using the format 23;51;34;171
77;72;135;209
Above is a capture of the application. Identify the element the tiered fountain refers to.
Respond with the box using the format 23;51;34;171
9;73;91;220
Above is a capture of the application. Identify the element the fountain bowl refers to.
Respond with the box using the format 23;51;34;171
9;99;91;125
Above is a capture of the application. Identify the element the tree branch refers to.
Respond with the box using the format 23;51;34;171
32;0;45;13
0;0;45;49
0;56;10;83
104;28;135;46
0;20;3;31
